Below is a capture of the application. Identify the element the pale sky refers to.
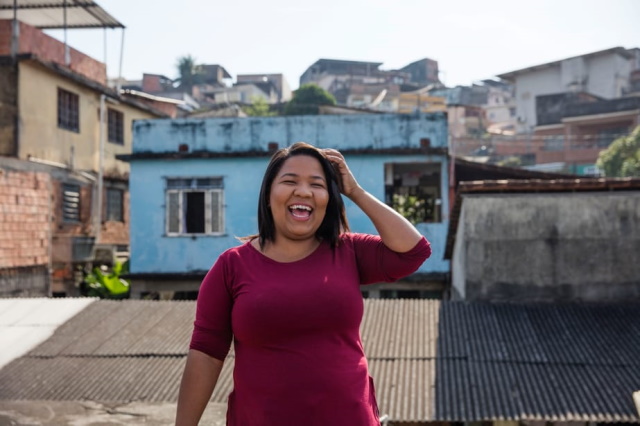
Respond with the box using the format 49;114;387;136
46;0;640;89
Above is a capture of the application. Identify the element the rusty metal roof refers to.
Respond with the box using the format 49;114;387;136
0;299;639;423
0;0;124;29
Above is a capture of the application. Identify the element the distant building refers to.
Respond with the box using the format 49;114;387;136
399;57;441;87
237;73;292;102
299;58;440;109
497;46;639;132
108;74;199;117
532;92;640;174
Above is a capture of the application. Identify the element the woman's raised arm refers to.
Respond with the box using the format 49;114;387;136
323;149;423;253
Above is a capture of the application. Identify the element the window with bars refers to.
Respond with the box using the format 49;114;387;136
165;177;224;236
108;108;124;144
58;88;79;132
62;183;81;223
106;188;124;222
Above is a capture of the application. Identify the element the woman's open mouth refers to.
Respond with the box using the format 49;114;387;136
289;204;313;219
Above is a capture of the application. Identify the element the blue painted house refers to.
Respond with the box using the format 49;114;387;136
123;113;450;298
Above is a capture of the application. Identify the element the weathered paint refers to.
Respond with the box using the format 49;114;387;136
452;192;640;302
129;113;450;275
16;60;157;178
132;113;447;154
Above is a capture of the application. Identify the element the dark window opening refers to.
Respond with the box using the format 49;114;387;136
58;88;79;132
384;162;442;223
185;191;206;233
108;108;124;144
106;188;124;222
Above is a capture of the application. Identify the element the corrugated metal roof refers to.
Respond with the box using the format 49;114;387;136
1;299;639;424
0;297;96;369
30;300;195;357
0;0;124;29
435;302;640;422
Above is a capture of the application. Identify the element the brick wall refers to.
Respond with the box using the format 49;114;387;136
0;168;51;296
100;186;130;246
0;20;106;84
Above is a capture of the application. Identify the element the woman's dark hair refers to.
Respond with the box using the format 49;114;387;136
255;142;349;249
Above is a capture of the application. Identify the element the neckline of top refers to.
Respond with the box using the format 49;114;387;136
245;238;327;265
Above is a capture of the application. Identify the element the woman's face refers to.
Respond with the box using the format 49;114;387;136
269;154;329;243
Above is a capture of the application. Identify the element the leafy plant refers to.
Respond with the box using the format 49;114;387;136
284;83;336;115
243;97;277;116
83;260;130;299
392;193;428;224
596;125;640;177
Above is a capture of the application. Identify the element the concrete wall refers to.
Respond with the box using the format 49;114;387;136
17;60;157;179
132;113;447;153
129;113;450;276
452;192;640;302
0;169;51;296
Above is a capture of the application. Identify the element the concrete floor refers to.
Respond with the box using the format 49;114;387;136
0;401;227;426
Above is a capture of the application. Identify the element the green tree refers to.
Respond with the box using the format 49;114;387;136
243;96;277;117
596;125;640;177
175;54;203;93
284;83;336;115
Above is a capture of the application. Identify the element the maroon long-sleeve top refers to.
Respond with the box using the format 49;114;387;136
190;233;431;426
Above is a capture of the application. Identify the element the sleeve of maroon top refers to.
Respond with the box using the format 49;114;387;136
189;252;234;361
349;233;432;284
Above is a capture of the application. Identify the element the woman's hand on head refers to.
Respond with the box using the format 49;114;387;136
322;149;363;199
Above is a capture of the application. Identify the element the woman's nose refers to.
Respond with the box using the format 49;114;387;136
294;184;312;197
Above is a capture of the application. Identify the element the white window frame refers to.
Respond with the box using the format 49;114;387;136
165;177;225;236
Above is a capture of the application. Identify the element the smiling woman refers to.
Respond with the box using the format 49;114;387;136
175;142;432;426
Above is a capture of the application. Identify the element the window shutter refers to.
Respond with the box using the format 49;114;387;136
210;190;221;233
167;191;180;233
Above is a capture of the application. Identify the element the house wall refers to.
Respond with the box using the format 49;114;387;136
452;192;640;302
0;20;106;84
129;113;450;276
132;113;447;154
0;168;51;297
514;67;563;131
130;155;450;275
17;60;156;179
587;53;632;98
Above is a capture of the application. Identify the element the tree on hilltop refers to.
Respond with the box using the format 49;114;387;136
175;55;204;93
284;84;336;115
243;96;278;117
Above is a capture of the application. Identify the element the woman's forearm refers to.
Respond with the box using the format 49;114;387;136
348;187;423;253
175;349;224;426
